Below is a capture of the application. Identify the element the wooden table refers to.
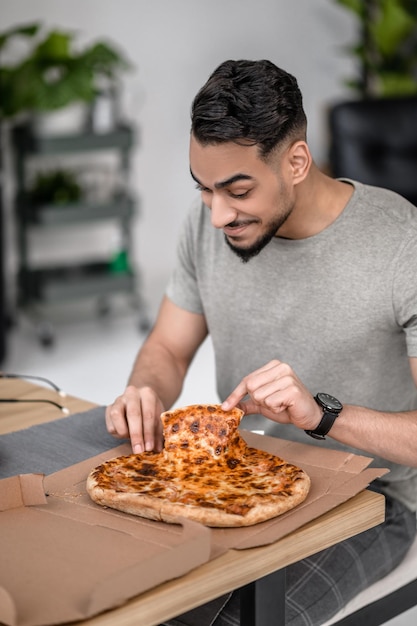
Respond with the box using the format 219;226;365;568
0;377;96;434
0;379;386;626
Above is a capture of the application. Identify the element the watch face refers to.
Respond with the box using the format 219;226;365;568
317;392;343;412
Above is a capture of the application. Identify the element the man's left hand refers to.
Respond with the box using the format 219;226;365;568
221;359;322;431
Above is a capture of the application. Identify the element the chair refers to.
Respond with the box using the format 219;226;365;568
327;95;417;624
326;533;417;625
328;96;417;206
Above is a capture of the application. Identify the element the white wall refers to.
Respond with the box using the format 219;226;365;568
1;0;356;315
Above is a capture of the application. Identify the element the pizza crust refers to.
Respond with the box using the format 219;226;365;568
87;475;310;527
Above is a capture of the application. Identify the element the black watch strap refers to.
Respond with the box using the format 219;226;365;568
305;393;343;440
305;411;338;440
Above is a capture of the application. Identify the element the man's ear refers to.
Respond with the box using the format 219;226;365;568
287;141;311;185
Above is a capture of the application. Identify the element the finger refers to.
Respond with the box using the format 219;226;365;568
139;395;156;452
221;360;285;410
106;387;165;453
124;396;147;454
221;379;250;411
126;387;164;453
106;386;147;451
141;395;164;452
105;404;116;434
248;375;294;408
105;397;131;439
240;395;288;417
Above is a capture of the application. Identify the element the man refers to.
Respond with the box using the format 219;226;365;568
106;60;417;625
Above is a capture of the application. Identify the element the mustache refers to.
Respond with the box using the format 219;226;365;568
225;219;257;228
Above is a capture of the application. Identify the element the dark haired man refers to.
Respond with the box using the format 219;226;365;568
106;60;417;625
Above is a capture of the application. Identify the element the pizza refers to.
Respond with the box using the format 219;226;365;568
86;404;310;527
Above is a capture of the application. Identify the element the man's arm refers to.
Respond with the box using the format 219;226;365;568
329;356;417;466
106;295;208;453
222;357;417;467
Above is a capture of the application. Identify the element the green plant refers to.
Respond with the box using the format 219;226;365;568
335;0;417;97
28;169;82;205
0;22;131;119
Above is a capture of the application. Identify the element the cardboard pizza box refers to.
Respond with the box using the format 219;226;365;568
0;446;214;626
0;436;388;626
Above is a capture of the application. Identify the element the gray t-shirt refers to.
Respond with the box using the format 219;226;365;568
166;180;417;511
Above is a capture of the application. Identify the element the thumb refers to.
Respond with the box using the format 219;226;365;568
237;398;262;416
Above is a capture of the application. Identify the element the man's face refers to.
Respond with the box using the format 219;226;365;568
189;136;295;262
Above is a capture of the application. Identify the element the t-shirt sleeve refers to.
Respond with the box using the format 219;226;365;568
166;199;205;315
393;235;417;357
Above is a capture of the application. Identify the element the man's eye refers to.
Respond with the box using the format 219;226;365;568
230;190;250;199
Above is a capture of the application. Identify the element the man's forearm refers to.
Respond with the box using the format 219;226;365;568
127;338;187;411
330;405;417;467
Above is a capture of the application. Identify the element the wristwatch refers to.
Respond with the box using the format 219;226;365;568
305;392;343;440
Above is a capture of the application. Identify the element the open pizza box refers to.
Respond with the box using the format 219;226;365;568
0;432;388;626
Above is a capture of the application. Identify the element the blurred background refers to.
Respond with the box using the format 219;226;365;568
1;0;416;409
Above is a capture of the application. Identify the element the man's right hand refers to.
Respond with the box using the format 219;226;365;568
105;385;165;454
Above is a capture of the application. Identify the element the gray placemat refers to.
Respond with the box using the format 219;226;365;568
0;406;129;478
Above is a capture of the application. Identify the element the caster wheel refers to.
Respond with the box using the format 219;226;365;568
97;298;111;317
37;322;55;348
138;317;151;334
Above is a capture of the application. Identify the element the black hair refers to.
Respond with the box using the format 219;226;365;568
191;59;307;158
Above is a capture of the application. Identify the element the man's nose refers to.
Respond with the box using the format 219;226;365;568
210;192;237;229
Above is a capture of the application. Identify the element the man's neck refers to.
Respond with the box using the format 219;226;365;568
276;166;354;240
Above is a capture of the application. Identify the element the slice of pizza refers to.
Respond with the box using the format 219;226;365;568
86;404;310;527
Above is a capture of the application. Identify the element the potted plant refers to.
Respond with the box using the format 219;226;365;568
334;0;417;98
28;169;82;206
0;22;132;131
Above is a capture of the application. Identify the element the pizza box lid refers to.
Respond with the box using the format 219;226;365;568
0;446;215;626
0;434;388;626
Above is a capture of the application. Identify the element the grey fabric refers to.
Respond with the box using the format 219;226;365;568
163;483;417;626
0;406;127;478
166;180;417;511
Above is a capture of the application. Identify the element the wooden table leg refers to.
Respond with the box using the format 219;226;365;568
240;568;286;626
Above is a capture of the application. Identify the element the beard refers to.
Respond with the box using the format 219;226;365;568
224;207;293;263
